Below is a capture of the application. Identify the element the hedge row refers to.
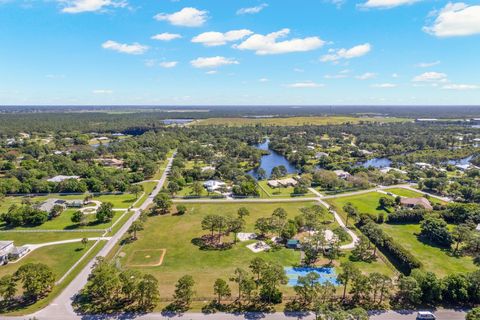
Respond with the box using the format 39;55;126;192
357;216;422;275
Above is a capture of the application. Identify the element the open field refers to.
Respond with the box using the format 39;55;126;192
133;181;157;207
0;241;95;280
386;188;446;205
326;192;394;218
381;223;477;277
0;209;126;231
194;116;411;127
258;180;315;198
0;231;103;245
116;202;323;298
2;240;107;316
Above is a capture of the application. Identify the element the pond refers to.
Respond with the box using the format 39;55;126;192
357;157;392;168
248;139;298;179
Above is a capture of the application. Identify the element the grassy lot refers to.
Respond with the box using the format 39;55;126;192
381;223;477;277
326;192;394;218
116;202;326;298
92;193;136;208
176;184;207;197
339;251;396;277
0;241;95;280
385;188;446;205
0;209;126;231
3;240;107;316
258;180;314;198
194;116;410;127
0;231;103;245
133;181;157;208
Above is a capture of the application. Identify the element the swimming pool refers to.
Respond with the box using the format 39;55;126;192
284;266;339;286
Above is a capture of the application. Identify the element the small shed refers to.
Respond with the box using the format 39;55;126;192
286;239;300;249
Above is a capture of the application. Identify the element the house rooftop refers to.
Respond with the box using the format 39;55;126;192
400;197;433;210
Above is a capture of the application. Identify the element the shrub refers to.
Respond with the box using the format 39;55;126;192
387;209;426;224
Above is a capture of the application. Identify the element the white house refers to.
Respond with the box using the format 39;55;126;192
204;180;226;192
47;175;80;183
334;170;351;179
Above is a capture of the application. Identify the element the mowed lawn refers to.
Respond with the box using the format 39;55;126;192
381;223;477;277
258;180;315;199
0;241;95;280
117;202;323;298
326;192;393;218
385;188;446;205
0;231;103;245
133;181;157;208
0;209;127;231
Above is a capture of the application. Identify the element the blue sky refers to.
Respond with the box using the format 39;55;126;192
1;0;480;105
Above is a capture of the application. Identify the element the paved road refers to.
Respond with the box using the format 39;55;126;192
8;154;175;320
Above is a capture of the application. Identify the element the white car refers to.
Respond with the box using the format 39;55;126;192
416;311;436;319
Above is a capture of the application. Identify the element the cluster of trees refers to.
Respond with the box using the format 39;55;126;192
0;263;55;310
76;258;160;313
1;204;49;227
199;208;247;249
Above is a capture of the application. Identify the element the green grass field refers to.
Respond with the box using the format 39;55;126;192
258;180;314;198
194;116;410;127
0;209;126;231
381;224;477;277
0;231;103;245
326;192;394;218
133;181;157;208
116;202;322;298
385;188;446;205
0;241;95;280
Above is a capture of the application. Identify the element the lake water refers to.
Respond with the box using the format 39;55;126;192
357;157;392;168
248;139;298;179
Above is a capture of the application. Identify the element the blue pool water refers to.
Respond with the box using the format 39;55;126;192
284;267;339;287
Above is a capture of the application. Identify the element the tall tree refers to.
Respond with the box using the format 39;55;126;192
13;263;55;301
213;278;231;304
173;275;195;310
338;261;360;300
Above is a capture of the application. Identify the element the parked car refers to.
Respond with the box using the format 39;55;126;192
417;311;436;319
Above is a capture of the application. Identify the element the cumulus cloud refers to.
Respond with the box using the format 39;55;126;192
235;29;324;55
237;3;268;15
61;0;126;13
360;0;420;9
356;72;377;80
416;60;440;68
287;81;324;88
190;56;239;68
154;7;208;27
412;71;447;82
151;33;182;41
259;78;269;82
320;43;371;62
442;84;479;90
372;83;397;88
159;61;178;68
102;40;148;54
424;3;480;37
324;73;348;79
192;29;253;47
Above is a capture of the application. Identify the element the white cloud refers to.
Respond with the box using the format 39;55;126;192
416;61;440;68
259;78;269;82
372;83;397;88
424;3;480;37
360;0;420;9
293;68;304;73
287;81;324;88
324;73;348;79
190;56;239;68
392;73;399;78
102;40;148;54
93;89;113;94
412;71;447;82
159;61;178;68
154;7;208;27
151;33;182;41
235;29;325;55
442;84;479;90
321;43;371;62
356;72;377;80
237;3;268;15
192;29;253;47
205;70;218;75
61;0;126;13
